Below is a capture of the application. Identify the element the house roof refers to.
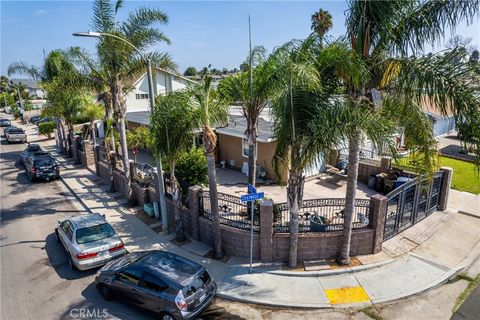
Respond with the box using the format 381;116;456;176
216;114;275;143
126;111;150;126
126;109;276;143
131;68;197;88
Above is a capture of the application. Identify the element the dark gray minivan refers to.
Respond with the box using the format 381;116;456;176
95;250;217;320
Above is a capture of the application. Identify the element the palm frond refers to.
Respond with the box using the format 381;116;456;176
121;7;169;46
7;62;43;80
92;0;115;32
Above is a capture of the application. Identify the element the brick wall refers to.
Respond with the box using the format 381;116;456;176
272;229;374;262
98;161;111;186
112;168;128;198
198;216;260;259
132;182;149;207
357;162;382;183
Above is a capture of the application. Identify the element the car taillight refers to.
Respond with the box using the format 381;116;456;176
31;168;36;174
76;252;98;260
108;243;124;252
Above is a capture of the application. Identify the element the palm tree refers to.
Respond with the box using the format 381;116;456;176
83;100;104;146
190;75;229;258
8;50;86;155
151;90;199;242
337;0;480;265
218;46;276;187
70;0;176;200
311;8;333;39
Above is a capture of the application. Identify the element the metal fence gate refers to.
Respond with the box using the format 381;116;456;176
383;172;444;241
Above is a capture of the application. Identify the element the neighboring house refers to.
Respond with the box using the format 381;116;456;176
10;79;46;99
125;68;197;114
420;96;456;137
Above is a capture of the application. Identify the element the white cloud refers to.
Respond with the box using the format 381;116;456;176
33;9;47;16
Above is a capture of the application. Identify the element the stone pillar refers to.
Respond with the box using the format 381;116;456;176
259;199;274;262
380;156;392;172
438;167;453;211
82;140;95;167
188;186;203;240
370;193;388;254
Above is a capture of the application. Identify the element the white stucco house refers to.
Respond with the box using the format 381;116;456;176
125;68;197;113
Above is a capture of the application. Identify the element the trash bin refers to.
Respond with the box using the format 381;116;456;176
384;178;396;194
368;175;377;189
375;174;386;192
395;177;410;188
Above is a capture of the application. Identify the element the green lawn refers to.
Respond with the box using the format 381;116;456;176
440;156;480;194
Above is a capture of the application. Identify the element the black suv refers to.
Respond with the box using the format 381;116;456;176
19;144;42;165
25;153;60;182
95;250;217;320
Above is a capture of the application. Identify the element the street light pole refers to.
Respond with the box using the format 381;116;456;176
73;31;168;232
146;58;168;230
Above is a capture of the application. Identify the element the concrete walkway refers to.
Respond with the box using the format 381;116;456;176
22;130;480;308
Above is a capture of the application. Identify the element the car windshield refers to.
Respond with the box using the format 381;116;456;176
0;119;11;126
9;129;24;134
34;158;55;167
76;223;115;244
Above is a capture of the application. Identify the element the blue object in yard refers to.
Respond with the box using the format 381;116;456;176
241;192;265;202
395;177;410;188
144;202;155;217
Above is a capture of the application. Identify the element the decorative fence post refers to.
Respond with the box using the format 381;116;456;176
370;194;388;253
188;186;202;240
380;156;392;172
438;167;453;211
259;199;274;262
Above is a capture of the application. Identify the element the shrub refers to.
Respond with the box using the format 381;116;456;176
175;147;208;189
38;121;56;138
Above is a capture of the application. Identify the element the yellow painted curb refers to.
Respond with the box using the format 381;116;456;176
325;286;370;304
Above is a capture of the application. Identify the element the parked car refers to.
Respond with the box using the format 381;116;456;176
0;118;11;127
2;125;16;138
29;115;42;125
55;213;126;271
95;250;217;320
5;127;27;143
37;117;53;125
24;153;59;182
0;118;12;137
19;144;42;165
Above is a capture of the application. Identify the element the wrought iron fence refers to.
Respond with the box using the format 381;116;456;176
199;191;260;231
273;198;372;233
383;171;444;241
338;148;384;166
133;162;156;188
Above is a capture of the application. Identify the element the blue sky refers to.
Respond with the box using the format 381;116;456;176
2;1;479;76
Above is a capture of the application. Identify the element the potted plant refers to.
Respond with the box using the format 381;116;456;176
310;213;332;232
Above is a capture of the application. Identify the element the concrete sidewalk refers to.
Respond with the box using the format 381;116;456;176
33;137;480;308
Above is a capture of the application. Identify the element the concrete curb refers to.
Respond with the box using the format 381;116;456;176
261;258;396;277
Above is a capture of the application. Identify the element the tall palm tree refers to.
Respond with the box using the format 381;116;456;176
218;47;276;187
311;8;333;39
337;0;480;265
8;50;85;156
151;90;199;242
190;75;229;258
70;0;176;200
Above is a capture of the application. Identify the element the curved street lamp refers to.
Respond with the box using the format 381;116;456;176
73;31;168;232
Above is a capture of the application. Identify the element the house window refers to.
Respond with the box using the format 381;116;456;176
135;93;149;100
242;138;257;158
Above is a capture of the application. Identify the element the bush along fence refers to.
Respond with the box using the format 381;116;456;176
66;138;453;262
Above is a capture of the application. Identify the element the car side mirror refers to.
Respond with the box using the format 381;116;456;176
102;214;106;219
57;220;61;225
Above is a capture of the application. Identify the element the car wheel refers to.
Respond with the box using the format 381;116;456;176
98;284;113;301
68;254;77;270
160;313;175;320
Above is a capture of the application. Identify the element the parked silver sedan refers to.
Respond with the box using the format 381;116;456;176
55;213;127;270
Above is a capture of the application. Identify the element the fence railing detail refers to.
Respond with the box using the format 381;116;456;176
383;171;443;241
199;191;260;231
133;162;156;187
273;198;372;233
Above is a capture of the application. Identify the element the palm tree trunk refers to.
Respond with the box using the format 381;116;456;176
117;117;132;201
59;118;68;155
206;151;223;259
170;161;186;242
338;130;361;265
68;122;78;163
287;168;304;268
